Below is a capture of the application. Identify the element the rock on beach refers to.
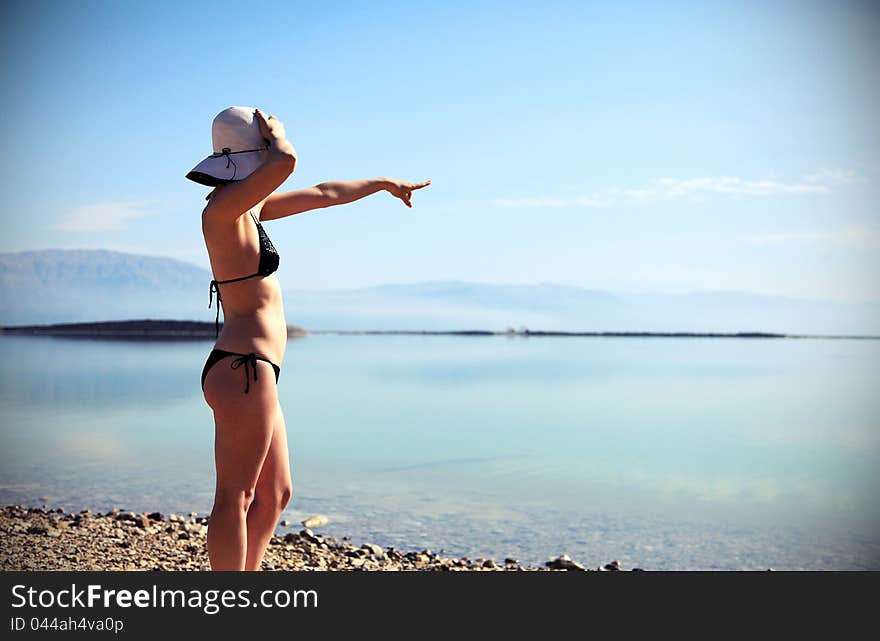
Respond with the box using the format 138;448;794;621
301;514;330;528
0;504;634;572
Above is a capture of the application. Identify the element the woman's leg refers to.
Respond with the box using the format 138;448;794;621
245;400;293;571
204;361;279;571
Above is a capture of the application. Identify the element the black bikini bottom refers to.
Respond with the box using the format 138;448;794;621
201;348;281;394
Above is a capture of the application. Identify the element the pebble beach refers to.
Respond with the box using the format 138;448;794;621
0;504;635;572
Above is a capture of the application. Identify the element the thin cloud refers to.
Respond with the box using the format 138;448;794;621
490;169;855;208
655;176;830;196
743;224;880;250
803;168;857;186
52;200;159;232
490;196;604;209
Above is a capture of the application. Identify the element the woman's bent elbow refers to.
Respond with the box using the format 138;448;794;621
276;154;296;176
269;143;297;167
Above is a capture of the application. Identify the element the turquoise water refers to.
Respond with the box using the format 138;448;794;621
0;333;877;570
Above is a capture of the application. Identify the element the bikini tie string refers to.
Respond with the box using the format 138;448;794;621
208;280;221;339
230;353;259;394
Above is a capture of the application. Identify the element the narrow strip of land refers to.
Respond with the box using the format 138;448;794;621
0;320;876;340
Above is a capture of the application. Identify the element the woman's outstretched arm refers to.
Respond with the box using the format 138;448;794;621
259;177;431;221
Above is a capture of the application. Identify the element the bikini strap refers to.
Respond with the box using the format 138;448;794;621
208;280;222;338
229;353;259;394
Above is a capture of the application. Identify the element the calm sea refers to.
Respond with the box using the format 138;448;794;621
0;333;877;570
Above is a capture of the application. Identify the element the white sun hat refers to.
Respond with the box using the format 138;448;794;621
185;106;270;188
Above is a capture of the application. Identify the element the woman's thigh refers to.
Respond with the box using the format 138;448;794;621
206;361;280;496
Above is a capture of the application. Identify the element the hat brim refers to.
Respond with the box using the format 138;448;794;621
185;149;269;186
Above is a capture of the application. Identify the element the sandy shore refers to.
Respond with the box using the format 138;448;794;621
0;504;634;572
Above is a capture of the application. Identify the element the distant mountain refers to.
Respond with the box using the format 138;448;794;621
0;249;209;325
283;281;880;334
1;249;878;334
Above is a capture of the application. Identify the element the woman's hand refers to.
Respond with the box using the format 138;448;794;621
254;108;287;142
254;108;297;159
384;178;431;208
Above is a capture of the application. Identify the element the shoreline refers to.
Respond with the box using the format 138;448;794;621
0;503;633;572
1;319;877;340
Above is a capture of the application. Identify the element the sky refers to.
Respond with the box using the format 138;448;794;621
1;0;878;302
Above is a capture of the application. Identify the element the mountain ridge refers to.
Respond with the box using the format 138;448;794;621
1;249;877;333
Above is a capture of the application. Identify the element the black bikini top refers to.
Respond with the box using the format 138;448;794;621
207;210;280;338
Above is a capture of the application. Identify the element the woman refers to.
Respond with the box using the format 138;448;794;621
186;106;430;570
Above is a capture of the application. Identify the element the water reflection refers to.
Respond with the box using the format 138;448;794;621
0;336;209;408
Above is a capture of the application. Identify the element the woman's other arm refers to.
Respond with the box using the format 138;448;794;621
260;177;431;221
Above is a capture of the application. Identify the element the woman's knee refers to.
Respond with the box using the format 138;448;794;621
270;483;293;511
254;482;292;513
213;486;257;513
279;483;293;510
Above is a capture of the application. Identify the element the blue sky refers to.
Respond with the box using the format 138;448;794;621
2;0;878;302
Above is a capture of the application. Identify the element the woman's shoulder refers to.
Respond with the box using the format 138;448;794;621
201;192;268;225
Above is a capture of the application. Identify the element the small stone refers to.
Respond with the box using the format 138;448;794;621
147;512;164;521
504;557;518;565
299;528;321;543
178;531;191;540
280;519;289;527
301;515;329;528
361;543;384;557
545;554;586;571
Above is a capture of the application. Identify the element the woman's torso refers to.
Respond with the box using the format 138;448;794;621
202;203;287;366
